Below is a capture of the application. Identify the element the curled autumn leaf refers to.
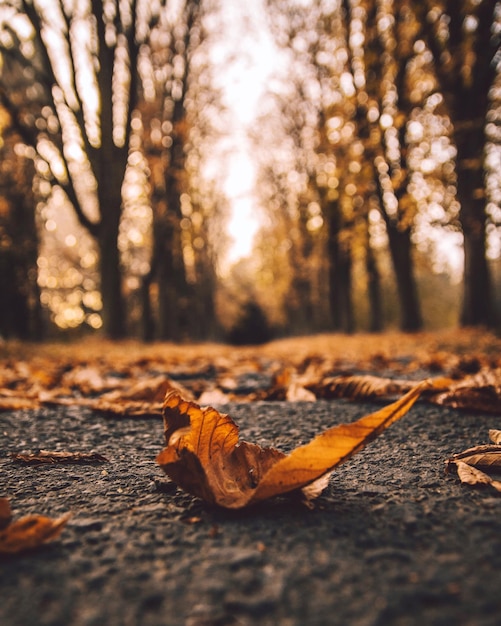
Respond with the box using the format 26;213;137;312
446;428;501;494
157;381;429;509
446;445;501;473
452;461;501;494
0;498;71;555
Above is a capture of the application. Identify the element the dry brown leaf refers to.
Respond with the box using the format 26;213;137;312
489;429;501;445
0;500;71;555
446;445;501;472
446;428;501;494
309;374;422;400
11;450;109;465
157;381;429;509
453;461;501;493
432;368;501;413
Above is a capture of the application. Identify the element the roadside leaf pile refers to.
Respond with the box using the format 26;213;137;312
1;331;500;415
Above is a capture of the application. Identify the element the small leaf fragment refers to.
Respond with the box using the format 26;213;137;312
0;501;71;555
0;498;12;530
489;429;501;445
11;450;109;465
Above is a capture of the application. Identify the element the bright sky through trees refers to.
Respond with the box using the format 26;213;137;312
211;0;279;264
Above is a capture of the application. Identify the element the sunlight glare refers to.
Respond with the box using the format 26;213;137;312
226;195;260;266
210;0;283;265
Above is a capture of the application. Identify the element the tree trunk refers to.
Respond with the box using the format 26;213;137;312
452;108;493;326
326;201;354;333
140;273;155;342
97;212;126;339
370;157;423;332
409;0;497;328
93;142;127;339
366;239;383;332
156;210;188;340
0;142;43;340
385;221;422;332
456;152;493;326
192;247;219;340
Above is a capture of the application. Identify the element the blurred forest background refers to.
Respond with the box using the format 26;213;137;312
0;0;500;343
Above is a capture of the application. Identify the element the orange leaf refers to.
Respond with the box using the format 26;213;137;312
157;381;429;509
0;503;71;555
157;394;284;508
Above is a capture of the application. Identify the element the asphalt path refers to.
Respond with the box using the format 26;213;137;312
1;398;500;626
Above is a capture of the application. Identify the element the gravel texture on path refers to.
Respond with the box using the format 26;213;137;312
1;399;500;626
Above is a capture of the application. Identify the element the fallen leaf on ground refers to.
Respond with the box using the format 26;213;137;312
309;374;419;399
157;381;429;509
285;382;316;402
446;445;501;472
446;428;501;494
0;498;71;555
11;450;109;464
489;429;501;445
451;461;501;493
309;374;452;401
432;368;501;413
263;369;317;401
